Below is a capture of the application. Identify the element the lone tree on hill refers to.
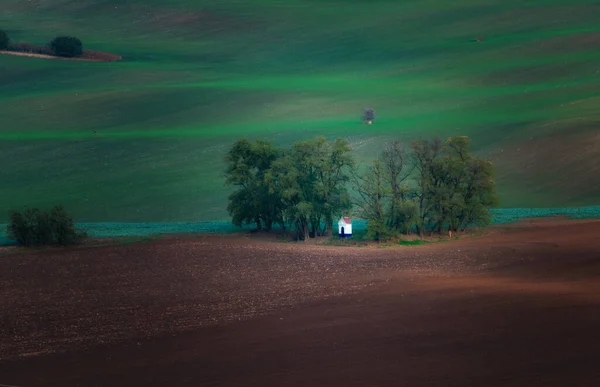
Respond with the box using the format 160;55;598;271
363;108;375;125
50;36;83;58
0;30;9;50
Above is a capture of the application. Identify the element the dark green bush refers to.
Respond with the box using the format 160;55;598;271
50;36;83;58
7;205;87;247
0;30;9;50
362;108;375;124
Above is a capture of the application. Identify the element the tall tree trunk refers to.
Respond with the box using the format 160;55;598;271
325;215;332;237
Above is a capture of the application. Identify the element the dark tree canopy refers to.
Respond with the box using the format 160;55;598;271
50;36;83;57
0;30;9;50
354;158;389;241
225;139;283;231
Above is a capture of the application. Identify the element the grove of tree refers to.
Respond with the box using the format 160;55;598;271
225;136;498;241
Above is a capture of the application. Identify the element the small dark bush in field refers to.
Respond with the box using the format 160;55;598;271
0;30;9;50
363;108;375;124
8;42;54;55
50;36;83;57
7;205;87;247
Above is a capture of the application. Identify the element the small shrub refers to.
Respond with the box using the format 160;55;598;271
7;208;39;246
362;108;375;124
50;36;83;58
6;205;87;247
49;205;87;245
0;30;9;50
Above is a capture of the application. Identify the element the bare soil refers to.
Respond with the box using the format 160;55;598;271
0;219;599;386
0;49;122;62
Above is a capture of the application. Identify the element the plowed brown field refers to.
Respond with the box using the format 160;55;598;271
1;219;599;386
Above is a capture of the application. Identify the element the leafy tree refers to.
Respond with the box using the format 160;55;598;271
355;140;418;240
314;137;354;236
50;36;83;57
265;137;354;240
7;208;39;246
225;139;283;231
268;151;313;240
411;137;445;235
49;205;87;245
390;198;419;235
443;136;498;231
353;159;390;241
7;205;87;246
381;140;415;233
411;136;497;235
0;30;9;50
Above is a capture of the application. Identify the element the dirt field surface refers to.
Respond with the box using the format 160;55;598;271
1;219;599;386
0;50;122;62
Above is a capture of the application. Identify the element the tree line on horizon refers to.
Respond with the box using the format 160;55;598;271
0;29;83;58
225;135;498;241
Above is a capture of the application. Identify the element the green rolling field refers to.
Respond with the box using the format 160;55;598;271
1;0;600;224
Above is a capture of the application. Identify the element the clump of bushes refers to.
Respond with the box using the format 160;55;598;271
50;36;83;58
6;205;87;247
8;42;53;56
0;29;9;50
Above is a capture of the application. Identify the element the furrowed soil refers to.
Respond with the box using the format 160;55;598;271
1;219;599;386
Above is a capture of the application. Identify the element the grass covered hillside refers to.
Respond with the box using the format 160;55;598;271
1;0;600;222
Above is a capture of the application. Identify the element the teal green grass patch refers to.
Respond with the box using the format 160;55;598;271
489;205;600;224
0;221;252;246
78;221;251;238
398;240;428;246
